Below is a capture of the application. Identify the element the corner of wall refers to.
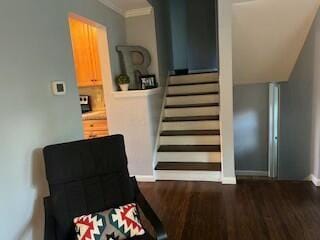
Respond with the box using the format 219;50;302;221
222;177;237;185
218;0;236;180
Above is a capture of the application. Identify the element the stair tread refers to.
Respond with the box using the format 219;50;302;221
165;103;219;109
167;91;219;97
158;145;221;152
155;162;221;171
169;81;219;87
161;130;220;136
163;115;220;122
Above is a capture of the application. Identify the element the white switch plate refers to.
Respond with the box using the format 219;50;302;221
51;81;66;96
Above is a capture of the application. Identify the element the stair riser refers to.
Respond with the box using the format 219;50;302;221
169;73;218;85
166;94;219;105
168;83;219;95
160;136;220;145
165;107;219;117
162;121;220;131
155;170;221;182
158;152;221;163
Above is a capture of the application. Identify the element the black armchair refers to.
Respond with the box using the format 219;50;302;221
42;135;167;240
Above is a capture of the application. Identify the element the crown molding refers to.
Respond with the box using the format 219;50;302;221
98;0;125;16
98;0;152;18
125;7;153;18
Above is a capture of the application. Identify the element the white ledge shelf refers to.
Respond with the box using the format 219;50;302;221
112;87;162;98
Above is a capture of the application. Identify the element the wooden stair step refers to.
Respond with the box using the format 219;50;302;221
165;103;219;109
160;130;220;136
155;162;221;171
158;145;221;152
168;81;219;87
163;115;220;122
167;91;219;97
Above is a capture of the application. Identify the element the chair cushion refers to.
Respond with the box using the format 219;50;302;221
74;203;145;240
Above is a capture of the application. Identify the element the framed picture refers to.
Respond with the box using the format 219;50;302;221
139;75;158;90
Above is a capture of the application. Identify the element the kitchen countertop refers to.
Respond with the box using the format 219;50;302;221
82;110;107;121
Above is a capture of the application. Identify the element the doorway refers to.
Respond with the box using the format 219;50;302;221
234;83;280;178
68;15;111;139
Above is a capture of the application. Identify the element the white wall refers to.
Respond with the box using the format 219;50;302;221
218;0;236;184
233;0;320;85
0;0;126;239
106;90;162;178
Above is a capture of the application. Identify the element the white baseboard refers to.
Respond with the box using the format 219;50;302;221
222;177;237;185
134;175;156;182
311;175;320;187
236;170;268;177
155;170;221;182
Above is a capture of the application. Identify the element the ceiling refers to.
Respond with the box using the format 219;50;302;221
98;0;151;16
233;0;320;85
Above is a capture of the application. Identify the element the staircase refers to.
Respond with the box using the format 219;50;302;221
155;72;222;181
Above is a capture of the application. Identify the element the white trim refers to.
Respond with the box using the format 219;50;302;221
155;170;221;182
236;170;268;177
218;0;236;187
268;83;280;178
311;175;320;186
153;77;169;170
112;87;162;98
134;175;156;182
125;7;153;18
222;177;237;185
97;0;125;16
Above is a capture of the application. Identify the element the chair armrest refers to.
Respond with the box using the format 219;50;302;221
43;197;57;240
131;177;168;240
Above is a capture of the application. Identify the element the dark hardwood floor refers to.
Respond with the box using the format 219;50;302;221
139;180;320;240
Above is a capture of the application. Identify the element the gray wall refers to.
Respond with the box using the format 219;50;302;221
279;9;320;180
168;0;218;71
234;84;269;172
148;0;173;86
169;0;188;70
0;0;125;239
186;0;218;72
125;13;159;81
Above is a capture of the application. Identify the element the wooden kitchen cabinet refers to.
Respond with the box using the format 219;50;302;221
69;18;102;87
83;120;108;139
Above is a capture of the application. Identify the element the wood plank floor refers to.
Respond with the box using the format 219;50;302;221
138;180;320;240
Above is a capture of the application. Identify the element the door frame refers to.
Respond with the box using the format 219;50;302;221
68;13;114;136
268;83;280;178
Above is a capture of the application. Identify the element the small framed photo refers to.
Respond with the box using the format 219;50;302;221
139;75;158;90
